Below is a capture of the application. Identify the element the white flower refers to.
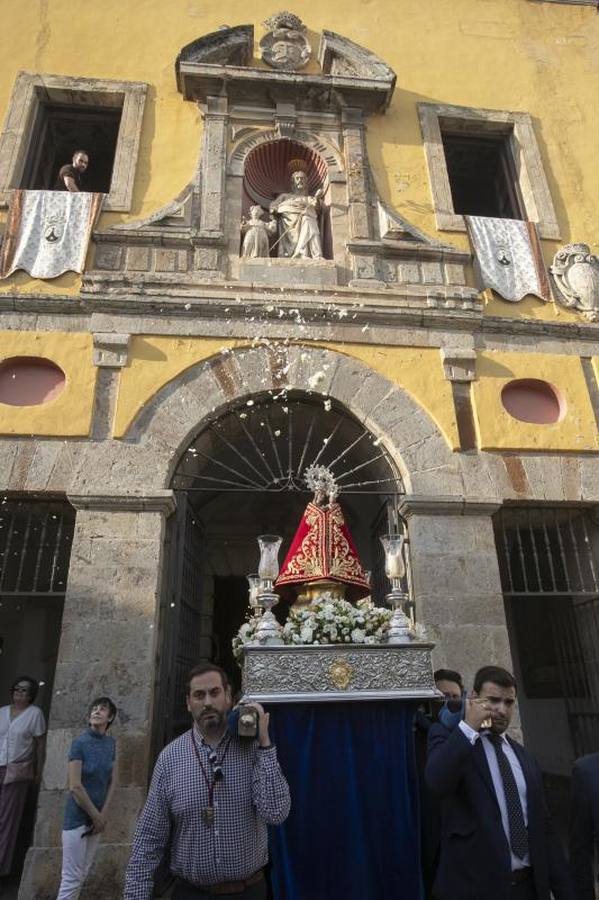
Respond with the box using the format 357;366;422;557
300;626;314;643
364;635;376;644
351;628;366;643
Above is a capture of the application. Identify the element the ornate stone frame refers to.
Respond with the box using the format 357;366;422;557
418;102;560;240
84;24;474;297
0;71;147;211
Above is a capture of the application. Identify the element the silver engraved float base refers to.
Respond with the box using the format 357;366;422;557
241;642;437;704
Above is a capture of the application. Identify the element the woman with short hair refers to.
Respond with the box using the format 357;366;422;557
56;697;117;900
0;675;46;879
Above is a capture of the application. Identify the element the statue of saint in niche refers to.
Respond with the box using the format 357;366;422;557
240;205;277;258
269;166;324;260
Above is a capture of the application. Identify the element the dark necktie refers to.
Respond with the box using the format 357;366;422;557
487;732;529;860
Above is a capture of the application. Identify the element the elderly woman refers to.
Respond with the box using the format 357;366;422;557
0;675;46;878
56;696;117;900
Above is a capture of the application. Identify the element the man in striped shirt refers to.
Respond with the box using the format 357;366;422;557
124;663;290;900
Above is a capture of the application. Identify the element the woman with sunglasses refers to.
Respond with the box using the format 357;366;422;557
0;675;46;881
56;697;117;900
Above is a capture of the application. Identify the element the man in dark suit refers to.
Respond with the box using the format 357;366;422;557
569;751;599;900
415;669;464;898
426;665;575;900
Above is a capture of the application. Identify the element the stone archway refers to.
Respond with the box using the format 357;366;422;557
155;387;405;746
82;343;460;500
21;344;512;900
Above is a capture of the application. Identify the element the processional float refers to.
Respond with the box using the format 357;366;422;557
235;465;436;900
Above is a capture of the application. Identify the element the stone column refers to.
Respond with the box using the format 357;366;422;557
194;95;228;276
341;107;382;288
19;492;175;900
342;107;372;241
399;496;511;692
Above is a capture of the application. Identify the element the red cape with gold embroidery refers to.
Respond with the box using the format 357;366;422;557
275;500;370;602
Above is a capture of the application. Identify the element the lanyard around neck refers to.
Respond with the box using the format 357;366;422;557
190;729;231;807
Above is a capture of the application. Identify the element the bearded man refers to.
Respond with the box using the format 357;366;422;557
124;663;290;900
269;169;323;259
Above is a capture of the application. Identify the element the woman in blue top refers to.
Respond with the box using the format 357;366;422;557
56;697;117;900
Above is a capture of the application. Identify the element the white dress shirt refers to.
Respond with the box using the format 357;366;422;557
459;719;530;871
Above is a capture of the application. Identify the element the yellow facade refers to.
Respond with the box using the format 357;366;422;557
472;350;599;452
1;0;598;312
0;330;95;435
0;0;598;444
115;338;460;447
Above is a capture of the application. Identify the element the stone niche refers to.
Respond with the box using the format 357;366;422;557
86;14;473;301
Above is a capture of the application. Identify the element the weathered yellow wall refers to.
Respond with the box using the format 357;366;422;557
114;338;460;448
114;336;239;437
1;0;598;314
320;343;459;450
472;351;599;452
2;332;591;453
0;331;96;435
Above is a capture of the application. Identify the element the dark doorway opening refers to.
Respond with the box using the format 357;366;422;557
155;392;405;756
495;505;599;845
213;577;251;696
442;131;523;219
0;496;75;887
20;101;122;194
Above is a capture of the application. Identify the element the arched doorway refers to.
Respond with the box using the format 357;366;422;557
153;390;404;751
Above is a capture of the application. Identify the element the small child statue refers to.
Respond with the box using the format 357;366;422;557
240;205;277;258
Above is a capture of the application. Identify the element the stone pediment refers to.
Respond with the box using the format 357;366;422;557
319;31;396;97
175;21;396;114
85;16;476;310
176;25;253;72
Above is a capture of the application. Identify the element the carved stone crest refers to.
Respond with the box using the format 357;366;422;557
260;12;311;72
550;243;599;322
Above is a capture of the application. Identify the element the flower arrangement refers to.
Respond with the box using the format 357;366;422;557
284;594;392;646
232;594;393;662
232;615;261;661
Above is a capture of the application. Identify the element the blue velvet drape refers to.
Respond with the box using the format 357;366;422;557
268;701;423;900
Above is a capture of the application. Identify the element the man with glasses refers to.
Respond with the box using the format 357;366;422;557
124;663;290;900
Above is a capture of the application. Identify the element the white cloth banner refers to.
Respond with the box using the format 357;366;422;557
0;190;103;280
465;215;551;303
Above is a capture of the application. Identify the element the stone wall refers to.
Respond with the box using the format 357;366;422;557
18;500;173;900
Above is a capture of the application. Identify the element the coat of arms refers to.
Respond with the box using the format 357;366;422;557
44;213;66;244
550;243;599;322
260;12;311;72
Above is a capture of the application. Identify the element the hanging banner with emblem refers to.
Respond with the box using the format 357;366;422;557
465;215;552;303
0;189;103;280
